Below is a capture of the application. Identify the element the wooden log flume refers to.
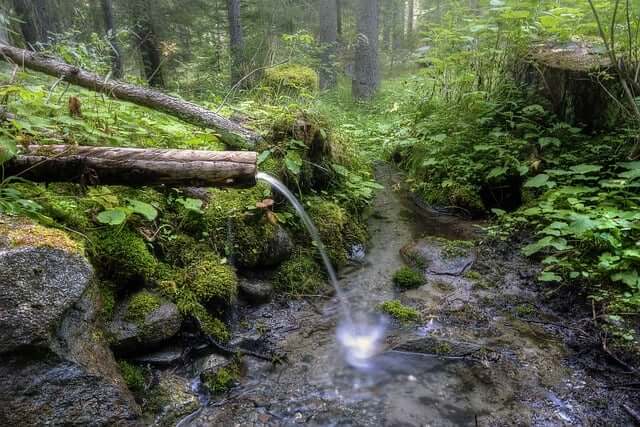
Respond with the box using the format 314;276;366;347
0;43;261;147
4;145;257;188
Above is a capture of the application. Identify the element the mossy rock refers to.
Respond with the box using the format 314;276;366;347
118;360;146;393
392;267;425;289
204;184;271;235
91;227;158;285
201;356;243;395
232;219;293;268
125;291;162;326
274;252;325;295
262;64;318;96
0;215;83;255
378;300;421;323
181;255;238;305
307;198;349;268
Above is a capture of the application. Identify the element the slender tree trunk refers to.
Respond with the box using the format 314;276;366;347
11;0;53;48
135;20;164;87
318;0;338;90
352;0;379;100
336;0;342;39
392;0;404;50
226;0;245;86
382;0;391;51
407;0;414;47
100;0;123;79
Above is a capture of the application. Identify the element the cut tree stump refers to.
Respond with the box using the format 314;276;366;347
4;145;257;188
517;43;621;131
0;43;261;147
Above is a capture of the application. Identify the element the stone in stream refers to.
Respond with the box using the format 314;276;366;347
401;236;476;276
394;336;498;361
146;372;199;427
239;278;274;304
0;215;141;425
132;346;185;366
108;294;183;355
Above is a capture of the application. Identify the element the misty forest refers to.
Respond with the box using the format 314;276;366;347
1;0;640;425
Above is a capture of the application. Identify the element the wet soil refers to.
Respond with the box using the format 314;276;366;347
180;163;639;426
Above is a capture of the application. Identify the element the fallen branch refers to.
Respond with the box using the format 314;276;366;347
4;145;257;188
0;43;262;147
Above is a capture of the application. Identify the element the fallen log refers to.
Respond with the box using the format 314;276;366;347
0;43;261;147
4;145;257;188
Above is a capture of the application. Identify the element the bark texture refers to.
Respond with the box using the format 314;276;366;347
6;145;257;188
0;43;261;146
11;0;57;48
318;0;338;90
100;0;123;79
226;0;245;86
352;0;379;99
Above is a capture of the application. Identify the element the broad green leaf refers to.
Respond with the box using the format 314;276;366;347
570;164;602;174
487;166;507;179
176;197;204;214
0;136;17;165
96;208;128;225
127;199;158;221
538;271;562;282
257;150;272;165
524;174;551;188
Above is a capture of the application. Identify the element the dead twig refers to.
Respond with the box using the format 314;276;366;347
622;403;640;425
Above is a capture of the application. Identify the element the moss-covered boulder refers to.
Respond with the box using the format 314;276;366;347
0;215;141;425
274;252;326;295
91;227;159;285
108;291;182;355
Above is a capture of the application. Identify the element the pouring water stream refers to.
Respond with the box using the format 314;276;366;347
256;172;385;367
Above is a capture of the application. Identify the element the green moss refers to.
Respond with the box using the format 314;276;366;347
201;358;242;395
182;255;238;304
433;341;453;355
274;252;325;295
515;303;536;317
378;300;421;323
173;288;231;342
91;228;158;284
118;360;145;393
0;216;83;254
204;184;270;234
420;182;484;213
160;234;211;267
98;281;117;320
392;267;425;289
125;291;162;325
307;198;348;268
259;155;285;179
438;238;474;259
263;64;318;95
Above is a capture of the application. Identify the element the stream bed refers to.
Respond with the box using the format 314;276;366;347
180;163;637;426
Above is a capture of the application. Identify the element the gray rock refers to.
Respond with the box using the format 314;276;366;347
149;372;199;427
0;248;91;353
190;353;229;377
133;346;184;366
0;217;141;425
401;237;476;276
239;278;273;304
109;297;182;355
259;225;293;267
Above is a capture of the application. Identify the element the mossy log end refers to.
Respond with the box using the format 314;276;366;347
6;145;257;188
0;43;261;147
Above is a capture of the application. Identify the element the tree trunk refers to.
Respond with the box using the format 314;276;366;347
11;0;55;48
6;145;257;188
0;43;261;147
100;0;124;79
226;0;245;86
407;0;414;47
352;0;379;100
392;0;404;51
135;19;164;87
336;0;342;39
318;0;338;90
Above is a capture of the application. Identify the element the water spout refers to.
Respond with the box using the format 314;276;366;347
256;172;385;367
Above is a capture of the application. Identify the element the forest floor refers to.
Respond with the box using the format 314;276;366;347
178;163;639;426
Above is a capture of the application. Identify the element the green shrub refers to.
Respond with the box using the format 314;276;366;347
118;361;145;393
392;267;425;289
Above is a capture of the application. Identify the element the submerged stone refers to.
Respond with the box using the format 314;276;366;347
401;237;476;276
146;372;199;427
239;278;274;304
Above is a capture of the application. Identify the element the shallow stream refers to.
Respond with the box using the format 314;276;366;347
181;163;635;426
